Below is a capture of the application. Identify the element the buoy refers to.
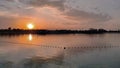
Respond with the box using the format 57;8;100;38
64;47;66;49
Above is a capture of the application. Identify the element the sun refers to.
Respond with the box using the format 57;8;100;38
27;23;34;29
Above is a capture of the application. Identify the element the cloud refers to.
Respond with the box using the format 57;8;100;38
18;0;112;23
62;8;112;23
0;0;113;29
19;0;66;11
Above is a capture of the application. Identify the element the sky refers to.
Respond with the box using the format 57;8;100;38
0;0;120;30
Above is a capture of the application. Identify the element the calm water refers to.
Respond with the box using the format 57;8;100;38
0;34;120;68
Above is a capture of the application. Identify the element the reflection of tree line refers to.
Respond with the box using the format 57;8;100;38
0;28;120;35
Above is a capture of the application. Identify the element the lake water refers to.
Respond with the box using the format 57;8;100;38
0;34;120;68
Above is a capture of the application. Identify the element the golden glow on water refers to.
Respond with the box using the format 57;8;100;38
28;34;33;41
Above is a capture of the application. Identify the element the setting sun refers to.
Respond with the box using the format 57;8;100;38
27;23;34;29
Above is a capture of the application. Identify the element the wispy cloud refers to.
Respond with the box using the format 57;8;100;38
0;0;115;29
62;8;112;23
19;0;66;11
19;0;112;22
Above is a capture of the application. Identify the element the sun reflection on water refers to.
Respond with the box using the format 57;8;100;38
28;34;33;41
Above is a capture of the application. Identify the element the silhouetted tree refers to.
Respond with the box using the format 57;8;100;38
8;27;12;30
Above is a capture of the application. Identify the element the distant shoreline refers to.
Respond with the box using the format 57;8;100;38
0;28;120;35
